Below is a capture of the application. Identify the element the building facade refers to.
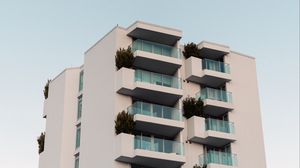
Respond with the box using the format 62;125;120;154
39;21;267;168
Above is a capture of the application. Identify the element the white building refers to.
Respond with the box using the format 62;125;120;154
39;21;267;168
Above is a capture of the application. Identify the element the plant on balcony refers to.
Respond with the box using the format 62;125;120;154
43;79;51;99
182;97;204;119
183;42;201;59
115;47;134;70
193;164;207;168
115;111;135;135
37;132;45;154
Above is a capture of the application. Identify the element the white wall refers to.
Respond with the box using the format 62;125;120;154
39;68;80;168
227;52;266;168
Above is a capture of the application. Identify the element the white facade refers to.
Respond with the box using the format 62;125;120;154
39;21;266;168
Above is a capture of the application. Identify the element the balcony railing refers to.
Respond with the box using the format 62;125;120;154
205;118;235;134
128;101;182;121
132;39;181;59
202;59;230;74
134;135;184;156
196;88;232;103
135;69;182;89
199;151;237;166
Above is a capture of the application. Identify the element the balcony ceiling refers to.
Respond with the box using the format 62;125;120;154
128;28;181;46
199;48;229;60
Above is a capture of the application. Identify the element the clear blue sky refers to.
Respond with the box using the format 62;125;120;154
0;0;298;168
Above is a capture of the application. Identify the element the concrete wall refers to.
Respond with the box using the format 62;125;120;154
80;26;132;168
39;68;80;168
227;52;266;168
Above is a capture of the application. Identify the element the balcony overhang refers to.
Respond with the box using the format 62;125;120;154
185;57;231;87
198;41;230;60
133;50;182;75
187;117;236;147
203;99;234;117
127;21;182;46
189;131;236;147
115;133;185;168
134;114;184;138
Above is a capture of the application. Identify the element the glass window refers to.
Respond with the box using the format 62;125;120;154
75;126;81;149
74;156;79;168
142;41;152;53
77;97;82;120
79;71;84;91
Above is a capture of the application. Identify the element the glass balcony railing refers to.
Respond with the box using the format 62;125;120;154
196;87;232;103
132;39;181;59
128;101;182;121
205;118;235;134
134;135;184;156
202;59;230;74
199;151;237;166
135;69;182;89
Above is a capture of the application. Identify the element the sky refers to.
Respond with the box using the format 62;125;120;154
0;0;298;168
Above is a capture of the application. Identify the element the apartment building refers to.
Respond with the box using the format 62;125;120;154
38;21;266;168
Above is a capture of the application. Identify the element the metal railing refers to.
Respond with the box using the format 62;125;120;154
134;135;184;156
199;151;237;166
132;39;181;59
128;101;182;121
202;59;230;74
205;118;235;133
135;69;182;89
196;87;232;103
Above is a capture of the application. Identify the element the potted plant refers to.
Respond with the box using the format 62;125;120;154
115;47;134;70
37;132;45;154
183;42;201;59
193;164;207;168
115;111;135;135
43;79;51;99
182;97;204;119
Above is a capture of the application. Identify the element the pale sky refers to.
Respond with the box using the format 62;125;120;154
0;0;299;168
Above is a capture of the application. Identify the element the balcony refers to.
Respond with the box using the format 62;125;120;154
199;151;237;167
128;101;184;138
116;68;183;106
187;116;236;147
127;21;182;46
115;133;185;168
196;88;234;117
197;41;230;60
132;39;182;75
185;57;231;87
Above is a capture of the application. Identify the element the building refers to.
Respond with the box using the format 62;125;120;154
38;21;267;168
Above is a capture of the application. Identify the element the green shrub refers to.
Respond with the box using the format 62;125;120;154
183;42;201;59
37;132;45;154
193;164;207;168
115;111;135;135
115;47;134;70
183;97;204;119
43;79;51;99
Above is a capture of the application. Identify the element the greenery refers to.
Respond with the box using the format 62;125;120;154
193;164;207;168
183;42;201;59
37;132;45;154
182;97;204;119
115;47;134;70
115;111;135;135
43;79;51;99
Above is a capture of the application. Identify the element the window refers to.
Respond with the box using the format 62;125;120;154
77;97;82;120
79;71;84;91
75;125;81;149
75;155;80;168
